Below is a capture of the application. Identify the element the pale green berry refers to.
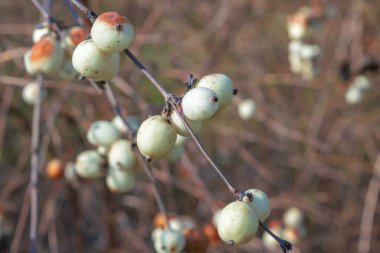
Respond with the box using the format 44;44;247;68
91;12;134;53
97;145;109;156
75;150;103;179
32;23;50;43
300;44;320;60
86;121;121;147
175;135;187;146
168;216;197;231
72;39;120;81
243;189;270;222
212;208;222;227
64;162;77;181
154;228;186;253
165;135;187;161
22;82;44;105
345;86;362;104
24;50;37;75
25;36;64;75
151;227;164;242
238;99;256;120
287;22;306;40
106;167;135;193
58;58;76;81
107;139;135;171
262;222;282;250
217;201;259;246
169;110;202;137
137;115;177;160
283;207;304;228
63;26;87;49
197;73;234;110
282;226;300;244
111;115;140;134
165;144;185;162
182;87;219;121
352;75;371;90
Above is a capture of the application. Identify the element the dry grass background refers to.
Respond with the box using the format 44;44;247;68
0;0;380;252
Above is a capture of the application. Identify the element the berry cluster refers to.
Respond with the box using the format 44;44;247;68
287;6;323;80
152;213;217;253
213;189;270;246
344;75;371;104
137;73;234;161
263;207;306;250
72;12;134;81
64;116;140;193
24;23;86;80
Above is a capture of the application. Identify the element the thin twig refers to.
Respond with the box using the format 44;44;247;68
358;154;380;253
123;49;171;100
69;0;171;100
103;81;171;229
10;187;31;253
69;0;97;23
29;74;44;253
63;0;83;26
30;0;50;21
259;221;292;253
170;102;237;195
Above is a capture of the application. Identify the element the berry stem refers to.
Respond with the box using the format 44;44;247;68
69;0;97;23
103;82;134;140
259;221;292;253
123;48;171;100
29;74;44;253
63;0;83;26
169;101;238;196
30;0;50;21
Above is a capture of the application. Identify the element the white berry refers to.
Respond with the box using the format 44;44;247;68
72;39;120;81
106;167;135;193
197;73;234;110
243;189;270;221
75;150;103;179
111;115;140;134
283;207;304;228
217;201;259;245
238;99;256;120
137;115;177;160
87;121;121;147
182;87;219;121
22;82;44;105
107;139;135;171
91;12;134;53
24;36;64;75
32;23;50;43
170;110;202;137
58;58;76;81
153;228;186;253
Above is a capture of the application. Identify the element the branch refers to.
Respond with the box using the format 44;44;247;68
358;154;380;253
29;74;44;253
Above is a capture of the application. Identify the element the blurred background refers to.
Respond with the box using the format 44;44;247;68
0;0;380;252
